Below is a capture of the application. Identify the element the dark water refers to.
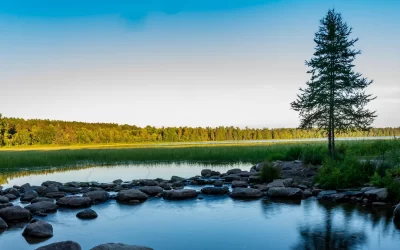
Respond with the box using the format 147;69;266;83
1;163;400;250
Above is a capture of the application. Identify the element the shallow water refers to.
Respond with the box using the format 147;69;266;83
1;163;400;250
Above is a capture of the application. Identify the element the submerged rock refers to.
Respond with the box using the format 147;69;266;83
76;209;98;219
23;220;53;238
201;186;229;195
25;201;57;214
56;196;91;208
0;206;31;222
229;188;263;199
90;243;153;250
162;189;198;200
116;190;148;203
36;241;82;250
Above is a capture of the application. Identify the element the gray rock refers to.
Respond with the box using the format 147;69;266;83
229;188;263;199
159;182;172;190
226;168;242;175
237;171;257;177
20;183;32;193
76;209;98;219
23;220;53;238
25;201;57;214
58;185;81;194
44;186;59;194
266;181;285;189
56;196;91;208
4;188;20;197
171;176;185;182
0;203;13;209
139;180;158;186
5;193;17;200
223;174;241;182
83;191;110;203
162;189;198;200
267;187;303;199
0;217;8;229
45;192;66;199
42;181;62;187
361;186;378;193
232;181;248;188
116;190;148;203
317;190;337;200
21;190;39;202
201;169;212;177
201;186;229;195
0;206;31;222
36;241;82;250
364;188;388;201
253;184;269;192
100;183;117;189
138;186;164;196
113;179;123;185
90;243;153;250
394;204;400;220
31;197;55;204
248;175;261;183
0;195;9;204
31;186;46;195
213;180;224;187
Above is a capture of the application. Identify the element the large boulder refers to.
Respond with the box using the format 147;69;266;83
267;187;303;199
45;192;66;199
317;190;337;200
20;183;32;193
223;174;241;182
42;181;62;187
364;188;388;201
0;195;9;204
76;209;98;219
232;181;248;188
139;180;158;186
58;185;81;194
394;204;400;221
44;186;59;195
0;217;8;229
138;186;164;196
116;190;148;203
4;188;20;197
0;203;13;209
83;191;110;203
266;181;285;189
23;220;53;238
21;190;39;202
90;243;153;250
201;169;212;177
229;188;263;199
162;189;198;200
25;201;57;214
56;196;91;208
36;241;82;250
31;197;55;204
171;176;185;182
4;193;17;200
0;206;31;222
201;186;229;195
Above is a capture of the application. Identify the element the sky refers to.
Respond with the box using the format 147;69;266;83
0;0;399;128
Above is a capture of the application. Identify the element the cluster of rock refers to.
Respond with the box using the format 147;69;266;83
35;241;152;250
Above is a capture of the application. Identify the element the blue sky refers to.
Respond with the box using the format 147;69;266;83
0;0;399;128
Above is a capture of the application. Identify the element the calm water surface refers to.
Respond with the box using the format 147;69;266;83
1;163;400;250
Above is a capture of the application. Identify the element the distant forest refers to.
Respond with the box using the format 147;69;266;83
0;116;399;146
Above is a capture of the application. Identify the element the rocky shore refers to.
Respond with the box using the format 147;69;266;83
0;160;399;249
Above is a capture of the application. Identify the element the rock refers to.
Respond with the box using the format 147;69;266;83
36;241;82;250
372;202;387;207
364;188;388;201
31;197;55;204
42;181;62;187
45;192;66;199
139;180;158;186
65;182;80;188
138;186;164;196
248;175;261;183
171;182;184;188
20;183;32;193
201;186;229;195
213;180;224;187
32;186;46;195
44;186;59;194
56;196;92;208
116;190;148;203
90;243;153;250
100;183;117;189
0;217;8;229
312;189;323;196
317;190;337;200
4;188;20;197
76;209;98;219
329;193;349;202
237;171;257;177
0;203;13;209
0;195;9;204
394;204;400;220
58;185;81;194
129;200;141;205
266;181;285;189
267;187;303;199
83;191;110;203
25;201;57;214
5;193;17;200
113;179;123;184
21;190;39;202
23;220;53;238
232;181;248;188
254;184;269;192
0;206;31;222
303;189;313;198
159;182;172;190
361;187;378;193
298;184;308;190
229;188;263;199
223;174;241;182
171;176;185;182
227;168;242;175
201;169;212;177
162;189;198;200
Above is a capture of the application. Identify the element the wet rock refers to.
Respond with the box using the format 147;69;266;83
171;176;185;182
298;184;308;190
116;190;148;203
171;182;184;188
36;241;82;250
303;189;313;199
213;180;224;187
44;186;59;195
4;188;20;197
223;174;241;182
329;193;349;202
0;217;8;229
139;180;158;186
0;206;31;222
312;189;323;196
201;186;229;195
90;243;153;250
31;186;46;195
58;185;80;194
64;182;80;188
394;204;400;220
159;182;172;190
45;192;67;199
237;171;257;177
129;200;141;205
248;175;261;183
0;195;9;204
56;196;91;208
162;189;198;200
23;220;53;238
20;183;32;193
21;190;39;202
113;179;123;185
31;197;54;204
100;183;117;190
138;186;164;196
227;168;242;175
83;191;110;203
317;190;337;200
25;201;57;214
79;182;90;188
42;181;62;187
372;202;387;207
266;180;285;189
5;193;17;200
201;169;212;177
253;184;269;192
76;209;98;219
89;187;104;192
364;188;388;201
361;187;378;193
0;203;13;209
232;181;248;188
229;188;263;199
267;187;303;199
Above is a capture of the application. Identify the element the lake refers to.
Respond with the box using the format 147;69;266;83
1;163;400;250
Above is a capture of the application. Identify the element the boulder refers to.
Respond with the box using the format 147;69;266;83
317;190;337;200
20;183;32;193
116;190;148;203
267;187;303;199
237;171;257;177
171;176;185;182
302;189;313;199
226;168;242;175
113;179;123;184
223;174;241;182
44;186;59;195
364;188;388;201
162;189;198;200
23;220;53;238
25;201;57;214
0;195;9;204
83;191;110;203
139;180;158;186
0;203;13;209
254;184;269;192
266;181;285;189
138;186;164;196
42;181;62;187
159;182;172;190
0;206;31;222
201;169;212;177
100;183;117;189
229;188;263;199
4;188;20;197
31;186;46;195
21;190;39;202
45;192;66;199
248;175;261;183
31;197;55;204
0;217;8;229
5;193;17;200
201;186;229;195
56;196;91;208
361;187;378;193
58;185;81;194
76;209;98;219
90;243;153;250
394;204;400;220
36;241;82;250
232;181;248;188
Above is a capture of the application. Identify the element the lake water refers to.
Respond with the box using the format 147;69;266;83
1;163;400;250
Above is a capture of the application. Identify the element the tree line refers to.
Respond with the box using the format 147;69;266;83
0;114;398;146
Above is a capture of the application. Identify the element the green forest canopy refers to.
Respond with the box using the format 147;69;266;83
0;116;399;146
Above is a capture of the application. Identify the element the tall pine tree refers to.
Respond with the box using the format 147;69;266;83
291;9;376;158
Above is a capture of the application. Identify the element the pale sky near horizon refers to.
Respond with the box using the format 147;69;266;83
0;0;399;128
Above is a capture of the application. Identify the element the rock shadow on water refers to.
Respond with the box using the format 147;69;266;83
261;198;301;219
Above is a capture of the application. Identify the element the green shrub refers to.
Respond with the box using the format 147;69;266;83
260;162;281;182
